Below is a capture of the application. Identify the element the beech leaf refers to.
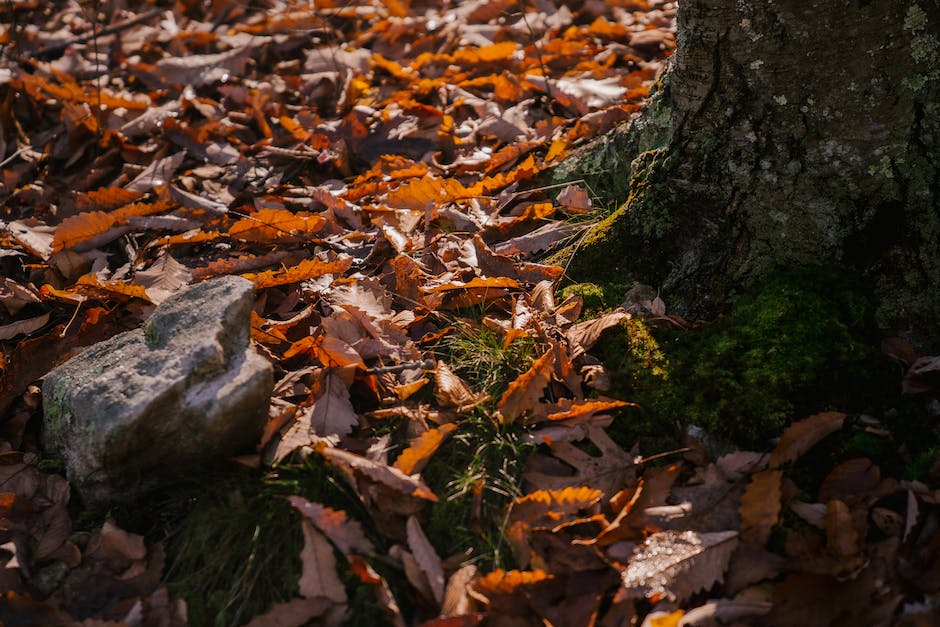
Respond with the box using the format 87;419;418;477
769;412;846;469
739;469;783;548
621;530;739;603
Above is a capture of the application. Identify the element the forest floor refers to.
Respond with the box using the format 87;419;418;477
1;1;939;626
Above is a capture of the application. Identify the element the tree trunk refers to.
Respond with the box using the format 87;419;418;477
560;0;940;345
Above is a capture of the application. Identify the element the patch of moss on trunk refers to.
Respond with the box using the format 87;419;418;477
596;267;901;451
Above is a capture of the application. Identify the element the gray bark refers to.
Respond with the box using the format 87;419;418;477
560;0;940;345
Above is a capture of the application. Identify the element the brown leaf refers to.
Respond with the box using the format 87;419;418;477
769;412;846;469
825;499;861;558
510;486;604;528
556;184;592;212
318;443;439;503
243;597;334;627
441;564;480;618
565;310;629;352
524;426;636;498
133;253;192;304
297;520;347;603
739;469;783;548
434;361;487;411
406;516;445;605
393;424;458;475
0;312;50;340
621;530;739;603
288;497;374;556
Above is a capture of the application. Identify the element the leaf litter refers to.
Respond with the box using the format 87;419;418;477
1;0;939;625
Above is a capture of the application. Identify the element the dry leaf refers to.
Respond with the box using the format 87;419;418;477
434;361;487;411
288;496;374;556
566;310;629;352
298;520;347;604
393;424;458;475
0;313;50;340
739;469;783;548
134;254;192;304
243;597;334;627
769;412;846;468
621;530;739;603
406;516;445;605
497;348;554;423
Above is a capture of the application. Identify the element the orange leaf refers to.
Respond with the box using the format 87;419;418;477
228;208;326;242
247;257;353;289
539;397;636;423
511;486;604;527
393;424;458;475
75;188;144;212
422;276;519;294
386;177;470;211
497;348;554;423
317;336;366;370
52;201;172;252
471;569;553;600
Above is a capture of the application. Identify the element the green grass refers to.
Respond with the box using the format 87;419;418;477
156;458;385;627
422;412;533;570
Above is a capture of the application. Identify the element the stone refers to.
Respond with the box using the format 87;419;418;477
42;276;273;506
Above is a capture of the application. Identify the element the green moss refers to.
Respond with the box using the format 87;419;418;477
143;320;160;346
557;282;630;318
598;267;898;450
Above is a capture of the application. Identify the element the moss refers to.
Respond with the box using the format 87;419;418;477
598;267;899;450
557;282;630;318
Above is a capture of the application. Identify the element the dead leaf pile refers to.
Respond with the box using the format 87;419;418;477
2;1;939;625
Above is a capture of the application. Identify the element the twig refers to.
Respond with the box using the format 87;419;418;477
363;359;436;375
31;7;162;59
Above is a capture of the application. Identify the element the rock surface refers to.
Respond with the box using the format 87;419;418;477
42;276;272;505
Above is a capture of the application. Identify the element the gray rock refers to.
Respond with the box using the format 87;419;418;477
42;276;272;505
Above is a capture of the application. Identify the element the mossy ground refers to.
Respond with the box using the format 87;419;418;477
563;268;938;478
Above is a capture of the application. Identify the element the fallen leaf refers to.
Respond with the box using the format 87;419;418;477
769;412;846;469
297;520;347;603
406;516;445;605
739;469;783;548
243;597;334;627
393;424;458;475
0;312;50;340
621;530;739;603
133;254;192;304
497;348;554;423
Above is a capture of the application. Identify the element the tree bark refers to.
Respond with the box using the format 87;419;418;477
561;0;940;345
